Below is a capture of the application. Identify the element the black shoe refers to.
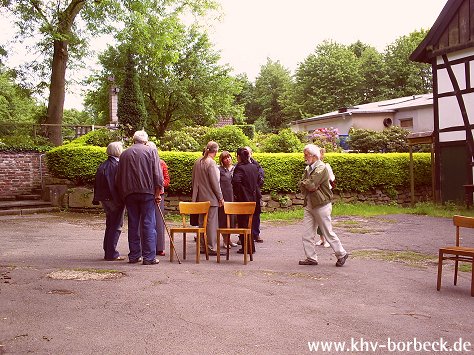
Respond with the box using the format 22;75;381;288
209;250;226;256
336;253;348;267
254;237;263;243
104;256;125;261
128;257;142;264
142;259;159;265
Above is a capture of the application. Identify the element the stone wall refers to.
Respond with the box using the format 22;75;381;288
0;152;50;199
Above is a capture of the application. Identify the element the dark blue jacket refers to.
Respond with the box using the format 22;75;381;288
93;156;121;204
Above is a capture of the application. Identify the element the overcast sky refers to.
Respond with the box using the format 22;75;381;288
209;0;448;80
0;0;448;109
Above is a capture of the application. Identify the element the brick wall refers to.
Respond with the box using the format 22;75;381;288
0;152;49;199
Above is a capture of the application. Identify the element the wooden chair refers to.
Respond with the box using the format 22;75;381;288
437;215;474;297
216;201;256;265
169;201;210;264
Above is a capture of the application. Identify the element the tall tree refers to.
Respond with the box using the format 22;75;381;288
233;73;261;124
86;23;242;137
1;0;217;145
293;41;363;117
117;51;147;136
383;29;432;97
253;58;293;131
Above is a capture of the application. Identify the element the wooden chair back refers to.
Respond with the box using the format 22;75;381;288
179;201;211;228
223;201;256;229
437;214;474;297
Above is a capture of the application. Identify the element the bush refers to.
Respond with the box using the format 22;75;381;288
159;130;200;152
348;127;410;152
186;126;211;148
46;145;107;185
234;124;255;139
202;126;250;152
260;129;303;153
310;127;340;152
68;128;124;147
45;144;432;195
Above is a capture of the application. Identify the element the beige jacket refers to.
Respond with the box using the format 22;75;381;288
299;160;332;207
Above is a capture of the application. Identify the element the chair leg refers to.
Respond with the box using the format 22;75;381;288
203;233;209;261
454;259;458;286
243;233;248;265
226;235;230;260
196;233;200;264
471;262;474;297
217;233;221;263
437;251;443;291
183;232;187;260
248;236;253;262
170;233;174;263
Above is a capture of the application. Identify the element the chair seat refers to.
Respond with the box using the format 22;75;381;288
439;246;474;257
171;227;205;234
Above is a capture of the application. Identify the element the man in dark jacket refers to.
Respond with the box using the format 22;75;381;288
245;146;264;243
116;130;163;265
93;141;125;261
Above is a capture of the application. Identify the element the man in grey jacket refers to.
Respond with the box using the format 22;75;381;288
116;130;163;265
298;144;348;267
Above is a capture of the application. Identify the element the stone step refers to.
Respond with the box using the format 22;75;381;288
0;200;59;216
16;194;42;201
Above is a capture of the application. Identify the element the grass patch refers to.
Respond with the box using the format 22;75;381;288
261;208;303;222
352;249;437;268
458;263;473;272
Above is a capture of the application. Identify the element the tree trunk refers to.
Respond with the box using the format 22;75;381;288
46;39;68;146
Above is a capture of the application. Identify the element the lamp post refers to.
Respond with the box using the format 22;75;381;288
108;76;119;127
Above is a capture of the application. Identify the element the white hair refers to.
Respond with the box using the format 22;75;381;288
133;130;149;144
106;141;123;158
304;144;321;159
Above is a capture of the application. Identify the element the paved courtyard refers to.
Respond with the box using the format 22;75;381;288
1;212;473;354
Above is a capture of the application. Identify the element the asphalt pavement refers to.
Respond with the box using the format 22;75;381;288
1;211;473;354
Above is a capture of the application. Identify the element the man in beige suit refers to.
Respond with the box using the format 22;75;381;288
192;141;224;255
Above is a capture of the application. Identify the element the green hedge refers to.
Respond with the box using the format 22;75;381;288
45;146;432;194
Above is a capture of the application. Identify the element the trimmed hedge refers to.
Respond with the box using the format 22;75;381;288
45;146;432;194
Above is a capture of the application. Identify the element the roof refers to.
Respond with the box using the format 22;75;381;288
291;93;433;125
410;0;471;63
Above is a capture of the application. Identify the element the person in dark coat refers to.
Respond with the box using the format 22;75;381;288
93;141;125;261
218;151;237;248
245;146;264;243
232;147;261;253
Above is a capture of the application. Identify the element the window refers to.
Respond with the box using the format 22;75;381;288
400;118;413;128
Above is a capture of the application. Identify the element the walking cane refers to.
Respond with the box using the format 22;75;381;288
157;201;181;264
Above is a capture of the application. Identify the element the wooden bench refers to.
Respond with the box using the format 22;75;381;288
437;215;474;297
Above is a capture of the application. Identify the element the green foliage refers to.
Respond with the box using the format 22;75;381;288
46;145;107;185
234;124;255;139
348;127;410;152
117;52;147;137
202;126;250;153
186;126;211;147
160;152;201;194
325;153;431;192
68;128;124;147
45;145;431;195
254;58;294;130
0;135;52;152
159;131;200;152
260;129;303;153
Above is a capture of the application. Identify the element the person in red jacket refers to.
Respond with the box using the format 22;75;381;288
147;141;170;256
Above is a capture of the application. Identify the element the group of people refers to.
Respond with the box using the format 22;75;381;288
191;141;264;256
92;129;348;267
93;130;167;265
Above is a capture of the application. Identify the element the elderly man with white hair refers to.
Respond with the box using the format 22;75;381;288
116;130;163;265
298;144;348;267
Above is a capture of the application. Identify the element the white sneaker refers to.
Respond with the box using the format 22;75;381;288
315;240;323;246
323;241;330;248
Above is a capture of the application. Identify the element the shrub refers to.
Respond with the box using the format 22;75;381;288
69;128;124;147
46;145;107;185
311;127;340;152
348;127;410;152
159;130;200;152
260;129;303;153
186;126;211;148
234;124;255;139
202;126;250;152
45;144;432;195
